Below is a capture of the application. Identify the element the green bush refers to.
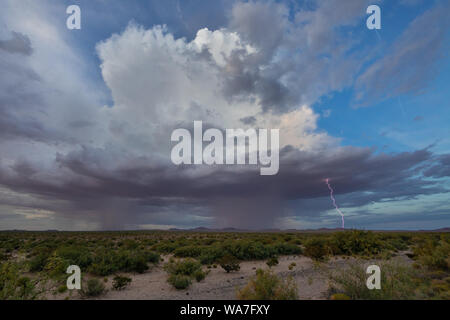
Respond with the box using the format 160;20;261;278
219;255;240;273
81;278;105;297
165;258;203;277
271;243;302;255
0;251;8;261
44;253;69;278
0;262;38;300
329;231;384;256
330;293;350;300
174;245;203;258
89;250;158;276
266;256;279;268
328;261;422;300
28;253;49;272
55;246;92;269
304;238;328;260
415;240;450;271
168;274;191;289
57;284;67;293
194;270;206;282
112;275;132;290
165;258;204;289
237;269;298;300
145;251;160;264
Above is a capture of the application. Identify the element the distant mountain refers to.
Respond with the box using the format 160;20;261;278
1;227;449;232
163;226;450;233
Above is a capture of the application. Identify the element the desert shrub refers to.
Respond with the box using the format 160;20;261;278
165;258;205;289
165;258;202;277
28;253;50;272
266;256;279;268
44;253;69;278
221;240;273;260
81;278;105;297
198;247;223;265
145;251;160;264
55;246;93;269
330;293;350;300
174;245;203;258
112;275;132;290
119;239;139;250
0;262;38;300
429;277;450;299
414;240;450;271
57;284;67;293
329;231;384;257
168;274;191;289
237;269;298;300
119;252;148;273
219;255;240;273
271;243;302;255
288;262;296;270
153;242;178;253
89;259;116;276
387;238;409;251
89;250;158;276
0;251;8;261
328;261;422;300
194;270;206;282
304;238;328;260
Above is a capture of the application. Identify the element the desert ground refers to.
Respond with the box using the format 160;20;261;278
1;230;448;300
104;255;409;300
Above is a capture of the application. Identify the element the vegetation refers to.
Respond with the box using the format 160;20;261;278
164;258;206;289
218;254;240;273
81;278;105;297
266;256;279;268
328;261;419;299
0;262;38;300
112;275;132;290
168;274;192;290
237;269;298;300
0;230;448;299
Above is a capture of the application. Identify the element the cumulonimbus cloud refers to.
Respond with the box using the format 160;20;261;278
0;0;448;230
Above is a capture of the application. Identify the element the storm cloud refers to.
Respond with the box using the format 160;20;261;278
0;0;449;230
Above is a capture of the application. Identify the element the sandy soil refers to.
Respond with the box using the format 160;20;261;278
102;255;329;300
44;253;413;300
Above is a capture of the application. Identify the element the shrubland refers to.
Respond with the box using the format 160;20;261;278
0;230;448;299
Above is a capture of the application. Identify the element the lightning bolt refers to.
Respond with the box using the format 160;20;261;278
325;178;345;229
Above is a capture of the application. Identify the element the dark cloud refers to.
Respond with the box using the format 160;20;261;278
0;31;33;55
240;116;256;125
423;154;450;178
0;142;446;229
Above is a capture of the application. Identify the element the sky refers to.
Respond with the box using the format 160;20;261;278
0;0;449;231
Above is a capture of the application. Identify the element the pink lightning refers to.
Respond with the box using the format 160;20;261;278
325;178;345;229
